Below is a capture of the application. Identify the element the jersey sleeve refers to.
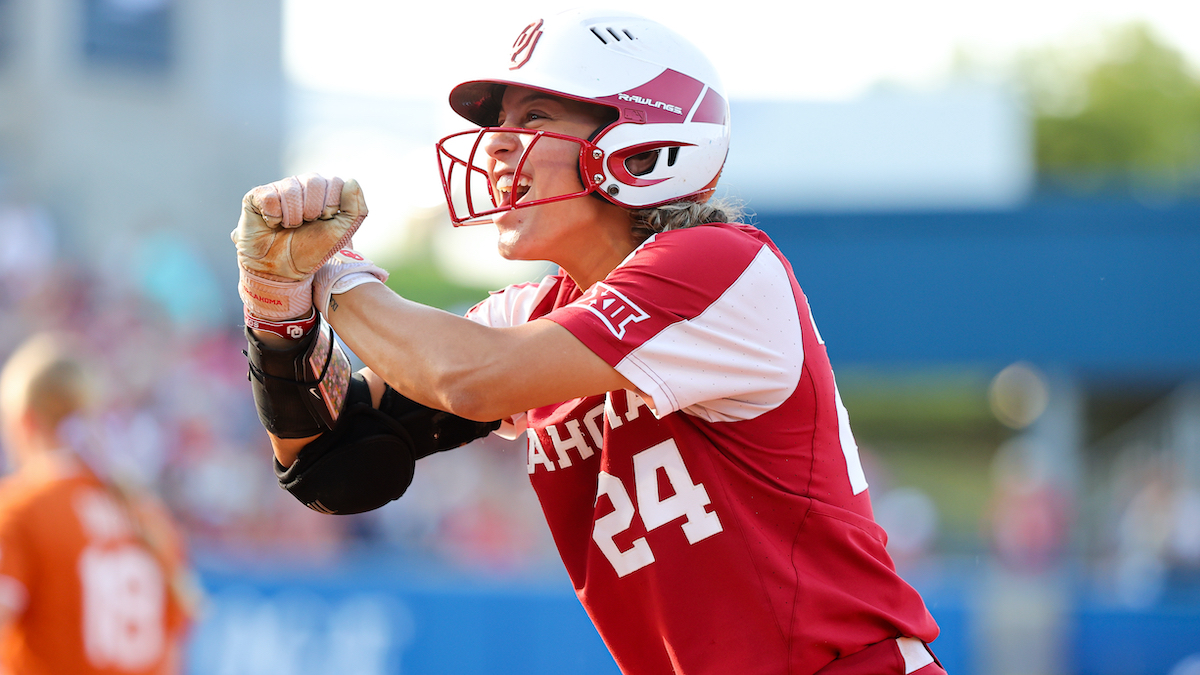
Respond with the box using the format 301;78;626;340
544;225;805;422
463;276;559;329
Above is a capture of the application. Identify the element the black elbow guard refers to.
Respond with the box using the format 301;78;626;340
275;374;418;515
275;376;501;515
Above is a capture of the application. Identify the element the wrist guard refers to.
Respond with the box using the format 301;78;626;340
244;307;319;341
245;318;352;438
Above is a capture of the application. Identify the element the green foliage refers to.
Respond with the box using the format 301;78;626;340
838;369;1003;443
372;205;504;314
1020;23;1200;193
378;254;493;314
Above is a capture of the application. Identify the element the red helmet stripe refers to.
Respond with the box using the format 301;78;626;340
691;87;728;126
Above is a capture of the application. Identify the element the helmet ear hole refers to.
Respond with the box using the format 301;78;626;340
626;149;660;177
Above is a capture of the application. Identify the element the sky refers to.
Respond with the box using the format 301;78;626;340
284;0;1200;102
280;0;1200;282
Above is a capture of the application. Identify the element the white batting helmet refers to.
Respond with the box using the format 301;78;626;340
437;8;731;225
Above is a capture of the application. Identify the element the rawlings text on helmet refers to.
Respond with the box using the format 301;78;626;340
617;93;683;116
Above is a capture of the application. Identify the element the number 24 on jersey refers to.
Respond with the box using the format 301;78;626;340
592;440;722;577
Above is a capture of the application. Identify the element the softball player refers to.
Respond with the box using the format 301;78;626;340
0;334;195;675
234;9;945;674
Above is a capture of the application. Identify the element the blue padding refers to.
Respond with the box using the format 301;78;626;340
188;558;619;675
756;198;1200;375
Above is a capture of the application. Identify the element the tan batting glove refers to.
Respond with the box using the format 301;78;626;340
232;173;368;321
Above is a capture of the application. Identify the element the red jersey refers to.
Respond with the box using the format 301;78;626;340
467;223;938;675
0;453;191;675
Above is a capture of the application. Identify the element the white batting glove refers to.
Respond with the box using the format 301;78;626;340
312;249;390;316
232;173;368;321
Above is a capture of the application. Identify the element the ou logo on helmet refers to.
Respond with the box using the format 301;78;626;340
510;19;543;70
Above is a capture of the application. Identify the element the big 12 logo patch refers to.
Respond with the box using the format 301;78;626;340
580;283;650;340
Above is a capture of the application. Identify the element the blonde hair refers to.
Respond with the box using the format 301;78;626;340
628;196;747;243
0;333;95;433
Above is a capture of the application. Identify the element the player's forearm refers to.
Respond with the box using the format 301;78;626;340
267;432;316;468
324;283;636;421
323;283;512;420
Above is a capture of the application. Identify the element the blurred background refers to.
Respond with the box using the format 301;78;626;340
0;0;1198;673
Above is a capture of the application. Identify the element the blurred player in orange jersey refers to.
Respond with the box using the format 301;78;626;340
0;332;198;675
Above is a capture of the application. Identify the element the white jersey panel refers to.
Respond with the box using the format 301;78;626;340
464;276;557;329
464;276;560;438
614;246;804;422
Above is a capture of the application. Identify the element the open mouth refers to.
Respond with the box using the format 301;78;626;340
493;173;532;208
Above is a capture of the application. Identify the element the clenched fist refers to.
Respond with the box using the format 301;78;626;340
233;173;368;322
233;173;367;280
